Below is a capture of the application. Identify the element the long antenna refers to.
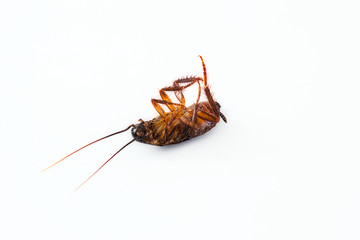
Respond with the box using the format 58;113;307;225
75;138;136;191
42;124;134;172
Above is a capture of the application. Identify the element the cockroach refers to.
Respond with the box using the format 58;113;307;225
43;56;227;190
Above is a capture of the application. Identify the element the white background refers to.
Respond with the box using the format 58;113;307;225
1;0;360;239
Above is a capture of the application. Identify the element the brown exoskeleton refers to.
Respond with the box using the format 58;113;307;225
43;56;227;190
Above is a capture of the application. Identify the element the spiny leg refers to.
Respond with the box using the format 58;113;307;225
198;55;219;117
171;76;202;105
158;76;202;109
151;76;202;120
190;79;202;125
180;81;201;127
151;98;184;121
180;108;219;127
197;109;219;122
199;55;208;87
177;80;208;127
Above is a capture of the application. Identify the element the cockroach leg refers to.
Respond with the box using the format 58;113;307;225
191;79;202;124
151;99;183;121
159;76;202;107
151;76;203;122
172;76;203;104
197;109;219;122
199;55;208;86
198;55;219;117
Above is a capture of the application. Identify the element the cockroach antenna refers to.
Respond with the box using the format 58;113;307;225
42;125;135;190
73;138;135;191
43;56;227;190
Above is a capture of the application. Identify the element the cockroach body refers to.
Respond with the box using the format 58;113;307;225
132;101;225;146
43;56;227;189
132;56;227;145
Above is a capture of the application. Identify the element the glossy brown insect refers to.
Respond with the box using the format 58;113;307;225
43;56;227;190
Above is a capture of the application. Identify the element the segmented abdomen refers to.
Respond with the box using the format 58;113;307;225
138;102;218;146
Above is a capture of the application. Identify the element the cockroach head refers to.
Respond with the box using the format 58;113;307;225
131;121;147;142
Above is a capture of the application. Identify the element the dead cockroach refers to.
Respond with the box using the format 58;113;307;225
43;56;227;190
